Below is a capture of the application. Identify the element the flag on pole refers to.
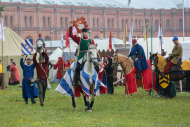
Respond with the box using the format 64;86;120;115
109;31;112;50
60;29;64;49
158;23;165;47
0;19;5;42
143;18;147;41
22;39;33;55
65;28;69;48
123;25;127;45
129;22;133;45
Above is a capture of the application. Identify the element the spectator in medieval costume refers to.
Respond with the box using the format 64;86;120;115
65;59;71;68
48;62;53;77
20;54;39;104
53;57;64;80
33;48;49;107
7;59;22;88
98;59;107;94
69;21;97;86
128;39;148;79
104;58;114;94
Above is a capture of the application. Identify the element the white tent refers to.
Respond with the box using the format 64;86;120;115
181;40;190;61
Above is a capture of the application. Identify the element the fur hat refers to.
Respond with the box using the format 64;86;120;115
82;28;88;32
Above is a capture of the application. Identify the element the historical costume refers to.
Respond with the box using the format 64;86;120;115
69;25;95;86
20;57;39;104
104;58;114;94
53;57;64;79
98;59;107;94
33;51;49;106
128;39;148;79
163;36;183;75
8;62;21;85
48;62;53;77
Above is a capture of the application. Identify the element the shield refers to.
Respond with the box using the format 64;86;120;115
73;17;89;33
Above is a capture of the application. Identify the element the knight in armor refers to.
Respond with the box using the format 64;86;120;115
69;21;96;86
162;36;183;76
128;39;148;79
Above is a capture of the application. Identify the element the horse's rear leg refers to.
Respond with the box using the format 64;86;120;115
90;86;95;109
71;96;76;109
86;97;92;112
82;93;87;109
149;89;152;96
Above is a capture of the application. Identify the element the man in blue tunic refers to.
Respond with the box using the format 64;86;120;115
20;53;39;104
128;39;148;79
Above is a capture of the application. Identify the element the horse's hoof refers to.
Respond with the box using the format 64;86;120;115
73;107;77;110
87;110;92;112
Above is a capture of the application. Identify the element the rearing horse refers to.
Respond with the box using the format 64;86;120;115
112;53;153;96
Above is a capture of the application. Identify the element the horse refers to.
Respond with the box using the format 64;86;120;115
56;43;105;112
112;53;153;96
149;53;190;95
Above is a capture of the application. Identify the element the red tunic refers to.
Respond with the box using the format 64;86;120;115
69;27;95;45
54;57;64;79
33;52;49;81
9;63;21;83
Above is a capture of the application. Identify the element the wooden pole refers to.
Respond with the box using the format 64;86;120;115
145;18;148;58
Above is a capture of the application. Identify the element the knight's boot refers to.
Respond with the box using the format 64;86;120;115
73;72;79;87
136;69;142;79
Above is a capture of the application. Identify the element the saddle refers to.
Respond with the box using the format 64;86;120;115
169;58;182;72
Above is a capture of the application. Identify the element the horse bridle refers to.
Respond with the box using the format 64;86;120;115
88;47;98;66
112;54;129;71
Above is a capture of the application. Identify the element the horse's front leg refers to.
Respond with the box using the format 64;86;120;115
149;89;152;96
86;96;92;112
71;96;77;110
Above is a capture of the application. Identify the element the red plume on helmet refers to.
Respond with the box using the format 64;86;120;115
38;33;42;37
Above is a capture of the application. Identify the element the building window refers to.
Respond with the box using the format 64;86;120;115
108;19;110;28
65;17;68;28
155;20;158;29
166;20;170;29
94;36;99;39
139;20;141;29
48;17;50;28
97;18;99;28
179;19;182;28
111;19;114;28
122;19;124;28
93;18;95;28
10;16;13;27
43;17;45;27
24;16;27;27
44;36;51;41
4;16;8;26
60;17;63;28
135;19;137;29
30;16;32;27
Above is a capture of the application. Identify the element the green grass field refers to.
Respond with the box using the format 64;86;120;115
0;83;190;127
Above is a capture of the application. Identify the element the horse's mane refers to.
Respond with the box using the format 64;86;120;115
118;54;134;68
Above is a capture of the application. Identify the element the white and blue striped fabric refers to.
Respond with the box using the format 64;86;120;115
55;61;107;98
22;39;33;55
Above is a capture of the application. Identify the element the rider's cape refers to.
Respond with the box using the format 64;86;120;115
55;61;107;98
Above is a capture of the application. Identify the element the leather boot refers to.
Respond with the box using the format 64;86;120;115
73;72;79;87
136;69;142;79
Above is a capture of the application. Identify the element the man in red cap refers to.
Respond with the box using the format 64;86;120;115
128;39;148;79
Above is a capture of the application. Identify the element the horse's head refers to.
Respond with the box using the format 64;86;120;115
87;43;98;66
36;40;43;53
149;53;158;69
112;52;119;69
